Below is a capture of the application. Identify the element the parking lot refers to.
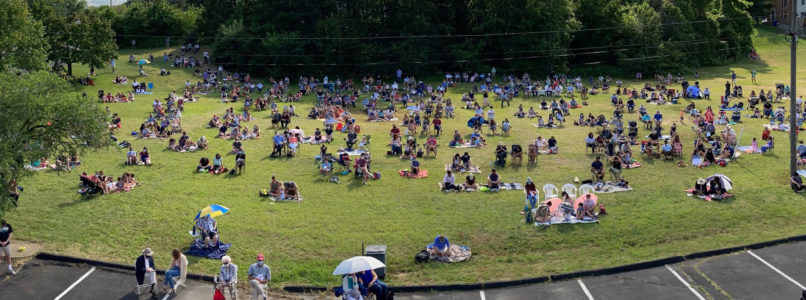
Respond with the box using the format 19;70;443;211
395;241;806;300
4;241;806;299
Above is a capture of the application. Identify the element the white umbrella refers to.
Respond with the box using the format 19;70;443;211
332;256;385;275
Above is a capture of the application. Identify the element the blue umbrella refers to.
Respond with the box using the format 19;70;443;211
137;59;150;65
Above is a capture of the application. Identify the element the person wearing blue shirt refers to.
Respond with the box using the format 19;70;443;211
272;132;285;156
428;235;451;257
410;158;420;175
248;254;271;300
798;141;806;159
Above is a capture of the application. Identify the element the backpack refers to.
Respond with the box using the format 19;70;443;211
259;189;268;197
414;249;430;263
374;172;381;179
598;203;607;215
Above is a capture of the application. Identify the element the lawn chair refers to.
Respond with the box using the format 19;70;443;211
214;275;238;300
134;259;154;295
542;184;559;200
527;145;538;165
579;184;595;196
561;184;577;199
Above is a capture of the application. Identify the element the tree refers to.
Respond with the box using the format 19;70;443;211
0;71;109;216
27;0;118;77
0;0;48;71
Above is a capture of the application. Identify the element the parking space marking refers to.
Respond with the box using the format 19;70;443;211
54;267;96;300
748;250;806;290
479;290;486;300
577;279;594;300
665;264;706;300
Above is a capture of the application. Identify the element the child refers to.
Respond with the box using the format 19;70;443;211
679;109;685;124
751;137;759;152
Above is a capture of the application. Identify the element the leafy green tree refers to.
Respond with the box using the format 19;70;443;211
0;71;109;216
27;0;117;77
0;0;48;71
118;0;201;47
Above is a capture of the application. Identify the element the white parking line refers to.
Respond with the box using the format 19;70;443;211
479;290;486;300
578;279;594;300
665;265;706;300
54;267;96;300
748;250;806;290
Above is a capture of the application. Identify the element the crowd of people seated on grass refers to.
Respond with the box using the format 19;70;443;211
167;132;207;152
79;171;138;195
98;91;135;103
196;153;240;175
126;147;152;166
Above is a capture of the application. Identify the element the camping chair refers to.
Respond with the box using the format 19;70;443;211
147;82;154;90
527;145;538;164
213;275;238;299
511;144;523;164
542;184;559;200
561;184;577;199
579;184;595;196
134;259;154;295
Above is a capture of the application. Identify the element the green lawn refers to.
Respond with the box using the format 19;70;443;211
9;26;806;287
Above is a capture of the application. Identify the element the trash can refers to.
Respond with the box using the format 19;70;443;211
364;245;387;279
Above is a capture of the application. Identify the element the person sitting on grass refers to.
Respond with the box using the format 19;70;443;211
450;130;463;146
356;153;370;185
534;201;552;223
487;168;501;190
269;176;284;199
582;194;597;219
197;157;211;172
470;130;485;147
126;147;137;165
442;170;458;191
464;173;478;190
428;235;451;258
231;139;243;154
285;181;301;202
409;157;421;176
694;178;708;196
792;174;806;192
139;147;152;166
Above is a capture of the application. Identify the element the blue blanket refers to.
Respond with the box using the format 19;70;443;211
185;240;231;259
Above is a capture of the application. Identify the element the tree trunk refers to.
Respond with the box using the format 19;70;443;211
67;63;73;77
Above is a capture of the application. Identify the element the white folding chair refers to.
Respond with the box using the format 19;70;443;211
134;259;153;295
542;184;559;200
561;184;578;199
579;184;595;196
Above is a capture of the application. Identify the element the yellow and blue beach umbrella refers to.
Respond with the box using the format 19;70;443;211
195;204;230;220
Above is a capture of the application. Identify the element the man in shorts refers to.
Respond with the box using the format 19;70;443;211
195;215;218;248
1;220;15;274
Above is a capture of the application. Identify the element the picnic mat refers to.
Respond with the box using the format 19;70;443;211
370;118;398;122
268;196;302;202
449;142;480;148
594;182;634;193
437;182;522;191
444;164;481;173
736;146;761;154
532;124;560;129
430;244;471;263
684;189;733;201
336;149;368;156
535;216;599;226
185;240;231;259
765;124;792;132
399;169;429;178
627;162;642;169
644;134;672;140
797;169;806;177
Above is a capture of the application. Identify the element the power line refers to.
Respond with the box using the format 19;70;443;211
115;14;776;41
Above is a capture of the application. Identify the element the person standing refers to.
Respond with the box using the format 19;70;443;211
248;254;271;300
751;69;757;84
131;39;136;49
731;70;737;86
109;58;115;73
490;67;496;80
135;247;157;295
0;220;14;275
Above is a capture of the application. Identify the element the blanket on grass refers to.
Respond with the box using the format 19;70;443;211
268;196;302;203
535;216;599;226
532;124;561;129
399;169;429;178
369;118;399;122
645;134;672;140
444;164;481;173
736;146;761;154
185;240;231;259
449;142;483;148
684;189;733;201
437;182;522;192
336;149;368;156
429;244;471;263
594;182;634;193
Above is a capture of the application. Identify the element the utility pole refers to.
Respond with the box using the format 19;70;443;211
790;0;799;177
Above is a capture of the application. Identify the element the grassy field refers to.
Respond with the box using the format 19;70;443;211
8;26;806;287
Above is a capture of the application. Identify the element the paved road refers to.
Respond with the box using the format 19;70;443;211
395;241;806;300
0;259;214;300
5;242;806;299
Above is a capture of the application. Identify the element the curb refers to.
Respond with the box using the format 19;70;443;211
284;233;806;294
35;252;216;282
